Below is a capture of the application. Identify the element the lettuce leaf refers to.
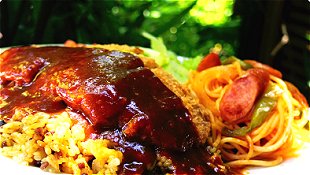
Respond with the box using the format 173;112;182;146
142;32;202;83
142;32;170;66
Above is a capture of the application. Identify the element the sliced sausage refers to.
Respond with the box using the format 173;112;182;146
244;59;282;78
247;68;270;93
219;68;270;123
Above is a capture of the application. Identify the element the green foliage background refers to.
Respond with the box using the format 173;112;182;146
1;0;309;101
1;0;239;57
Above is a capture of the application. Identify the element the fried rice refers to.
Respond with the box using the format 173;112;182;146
0;107;122;175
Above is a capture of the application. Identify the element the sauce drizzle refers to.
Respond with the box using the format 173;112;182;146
0;46;227;174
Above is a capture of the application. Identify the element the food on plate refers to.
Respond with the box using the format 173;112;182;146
0;43;229;174
189;52;310;168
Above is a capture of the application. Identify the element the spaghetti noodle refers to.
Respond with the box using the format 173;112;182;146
188;59;310;168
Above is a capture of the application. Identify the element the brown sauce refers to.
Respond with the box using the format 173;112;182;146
0;46;228;174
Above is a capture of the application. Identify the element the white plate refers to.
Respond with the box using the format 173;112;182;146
247;143;310;175
0;144;310;175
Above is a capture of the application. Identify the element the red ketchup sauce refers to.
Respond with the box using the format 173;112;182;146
0;46;228;174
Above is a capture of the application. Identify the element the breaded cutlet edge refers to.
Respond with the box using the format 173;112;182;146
96;44;211;144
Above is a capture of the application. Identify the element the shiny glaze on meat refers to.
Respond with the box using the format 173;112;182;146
0;46;227;174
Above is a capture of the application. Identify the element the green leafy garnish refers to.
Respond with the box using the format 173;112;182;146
142;32;202;83
142;32;170;66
